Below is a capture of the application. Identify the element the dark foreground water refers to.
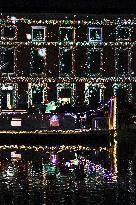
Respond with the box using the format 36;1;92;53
0;132;136;205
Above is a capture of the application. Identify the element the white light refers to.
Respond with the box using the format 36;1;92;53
11;16;16;24
11;16;16;20
26;34;31;40
38;48;46;57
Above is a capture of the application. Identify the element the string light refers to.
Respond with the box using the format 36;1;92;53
0;14;134;132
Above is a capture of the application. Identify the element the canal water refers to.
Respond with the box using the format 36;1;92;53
0;131;136;205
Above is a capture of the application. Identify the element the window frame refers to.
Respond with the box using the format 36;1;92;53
87;48;103;77
56;83;74;103
59;27;75;42
88;27;102;43
116;26;131;41
115;47;131;76
31;26;46;41
0;47;16;75
30;47;47;75
59;47;73;77
1;26;17;40
85;83;104;105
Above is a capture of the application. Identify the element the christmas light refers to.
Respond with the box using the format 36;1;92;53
0;14;135;132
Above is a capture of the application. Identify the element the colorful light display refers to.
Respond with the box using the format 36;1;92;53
0;14;135;131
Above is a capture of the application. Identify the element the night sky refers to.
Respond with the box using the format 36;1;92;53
0;0;136;14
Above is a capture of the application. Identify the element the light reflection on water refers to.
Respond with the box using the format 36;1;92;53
1;130;136;205
0;142;119;205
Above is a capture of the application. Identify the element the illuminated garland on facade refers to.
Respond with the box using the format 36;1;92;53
0;76;136;83
0;14;135;113
1;16;136;26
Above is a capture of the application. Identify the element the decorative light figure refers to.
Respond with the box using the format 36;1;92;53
38;48;46;57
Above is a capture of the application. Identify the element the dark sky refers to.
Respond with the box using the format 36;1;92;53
0;0;136;14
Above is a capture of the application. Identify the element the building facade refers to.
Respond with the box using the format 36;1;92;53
0;13;136;112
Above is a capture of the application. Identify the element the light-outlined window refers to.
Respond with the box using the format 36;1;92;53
117;27;130;40
85;83;101;108
87;48;103;76
32;26;46;41
1;85;14;109
1;26;17;40
32;86;43;105
57;83;74;104
115;48;131;75
115;83;132;104
89;85;100;108
88;28;102;42
59;48;72;75
59;27;74;42
31;48;46;74
0;48;15;74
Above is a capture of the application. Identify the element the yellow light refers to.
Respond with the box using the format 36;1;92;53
113;132;118;180
113;96;117;130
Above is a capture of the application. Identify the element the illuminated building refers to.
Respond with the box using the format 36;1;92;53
0;13;136;131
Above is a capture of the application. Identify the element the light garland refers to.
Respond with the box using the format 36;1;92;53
0;41;135;47
1;16;136;27
0;14;135;123
1;76;136;83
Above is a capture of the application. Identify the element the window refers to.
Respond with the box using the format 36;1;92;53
85;83;105;107
59;27;74;42
47;83;57;102
0;48;15;73
1;26;17;40
117;27;130;40
57;83;73;103
88;28;102;42
31;48;46;74
32;86;43;104
116;83;132;105
32;26;46;41
17;83;28;109
1;83;14;109
59;88;71;98
89;86;100;109
116;49;129;75
88;49;102;75
59;48;72;75
1;90;13;109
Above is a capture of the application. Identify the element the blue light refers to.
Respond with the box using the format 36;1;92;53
50;115;59;121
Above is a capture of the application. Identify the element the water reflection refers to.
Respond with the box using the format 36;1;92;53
0;141;118;205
